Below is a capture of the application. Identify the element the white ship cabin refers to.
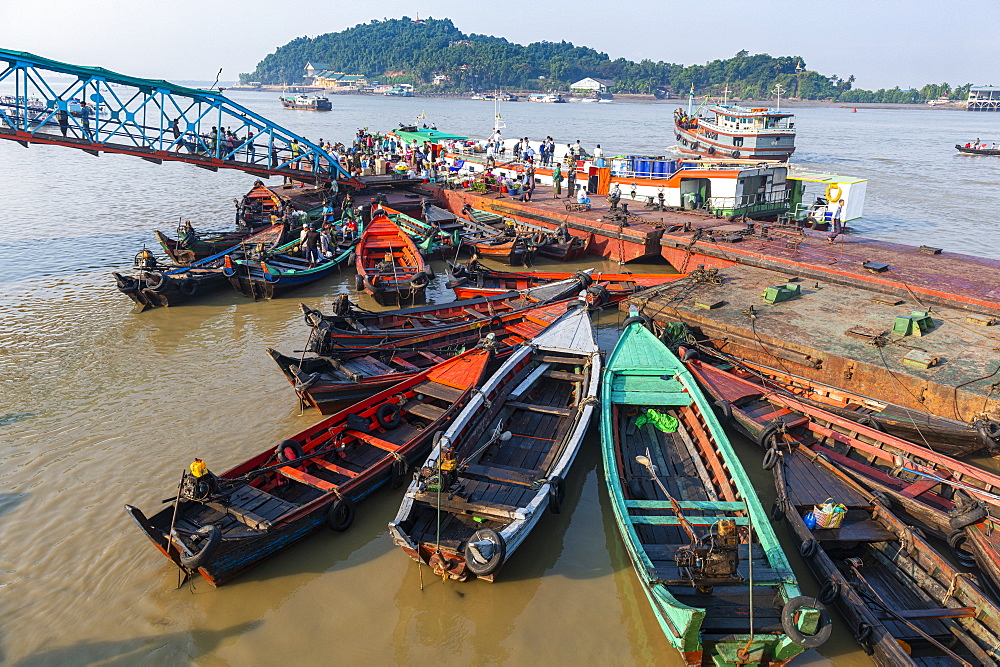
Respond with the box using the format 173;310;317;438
786;172;867;223
706;105;795;133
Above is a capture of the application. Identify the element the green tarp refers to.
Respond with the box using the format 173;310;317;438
635;408;678;433
393;129;469;145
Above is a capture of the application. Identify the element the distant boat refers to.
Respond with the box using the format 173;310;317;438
851;108;857;113
279;94;332;111
956;143;1000;155
527;93;566;103
674;104;795;161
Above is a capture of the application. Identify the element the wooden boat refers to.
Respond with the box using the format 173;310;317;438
112;224;288;310
685;357;1000;602
154;222;255;264
378;205;460;258
389;303;600;582
124;347;492;586
533;231;589;261
461;206;588;261
773;443;1000;664
271;297;585;412
695;349;998;457
238;179;335;228
356;214;430;306
446;260;684;307
223;229;359;300
956;144;1000;156
599;312;826;665
456;206;536;265
301;272;593;347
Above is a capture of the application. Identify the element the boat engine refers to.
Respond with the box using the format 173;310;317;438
134;248;159;271
674;518;743;594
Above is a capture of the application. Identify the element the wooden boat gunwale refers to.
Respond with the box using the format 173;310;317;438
356;213;428;305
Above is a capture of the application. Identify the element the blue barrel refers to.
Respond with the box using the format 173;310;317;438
653;161;666;177
635;159;651;177
664;160;677;175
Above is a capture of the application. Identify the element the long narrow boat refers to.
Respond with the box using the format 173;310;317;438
695;348;998;457
773;443;1000;664
685;357;1000;603
112;223;288;310
223;229;360;299
356;213;430;305
270;297;583;413
446;261;685;306
125;347;492;586
389;303;600;582
600;312;827;665
378;205;460;258
301;272;593;346
154;222;256;265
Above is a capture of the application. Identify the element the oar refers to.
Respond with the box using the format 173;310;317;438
636;451;700;544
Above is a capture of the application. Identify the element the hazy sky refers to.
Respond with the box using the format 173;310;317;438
2;0;996;89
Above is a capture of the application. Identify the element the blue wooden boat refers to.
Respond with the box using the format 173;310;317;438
599;309;829;665
223;227;360;299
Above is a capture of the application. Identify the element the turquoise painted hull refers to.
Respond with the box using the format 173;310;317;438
599;318;813;665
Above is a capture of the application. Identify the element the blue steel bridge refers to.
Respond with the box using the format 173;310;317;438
0;48;353;185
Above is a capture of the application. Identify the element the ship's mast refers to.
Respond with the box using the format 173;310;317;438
687;83;694;116
773;83;784;111
722;84;730;105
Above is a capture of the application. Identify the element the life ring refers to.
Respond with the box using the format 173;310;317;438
622;314;649;329
325;497;356;531
781;597;832;649
464;528;506;576
825;183;842;202
547;475;566;514
179;524;222;570
375;402;402;429
179;278;199;298
275;439;304;463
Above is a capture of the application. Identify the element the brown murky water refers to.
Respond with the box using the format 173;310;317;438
7;92;1000;665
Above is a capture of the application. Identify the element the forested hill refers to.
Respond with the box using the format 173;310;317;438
242;17;967;103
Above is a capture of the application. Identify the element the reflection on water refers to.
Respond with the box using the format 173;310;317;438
2;93;993;664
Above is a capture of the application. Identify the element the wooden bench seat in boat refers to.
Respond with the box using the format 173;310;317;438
811;517;895;543
507;401;572;416
411;492;522;520
308;457;360;478
462;463;538;487
543;370;585;382
343;429;403;452
207;484;297;530
412;380;462;402
277;466;338;491
879;607;976;620
403;402;447;421
537;354;586;365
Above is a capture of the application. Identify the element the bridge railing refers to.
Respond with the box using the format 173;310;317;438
0;48;351;182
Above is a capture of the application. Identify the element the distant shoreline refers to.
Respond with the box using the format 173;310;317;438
225;85;966;111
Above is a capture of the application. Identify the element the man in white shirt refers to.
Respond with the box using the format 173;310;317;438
593;144;603;159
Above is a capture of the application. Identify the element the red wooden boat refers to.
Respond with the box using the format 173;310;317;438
270;296;586;412
446;261;685;307
125;347;492;586
356;213;430;305
686;357;1000;600
301;273;591;349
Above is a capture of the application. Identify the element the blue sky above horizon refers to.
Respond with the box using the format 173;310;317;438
2;0;996;90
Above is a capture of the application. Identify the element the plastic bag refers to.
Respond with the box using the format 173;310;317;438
803;511;818;530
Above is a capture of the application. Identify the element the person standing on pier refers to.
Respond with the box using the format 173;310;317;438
828;199;845;242
57;107;69;137
566;164;576;201
552;163;563;198
79;102;92;140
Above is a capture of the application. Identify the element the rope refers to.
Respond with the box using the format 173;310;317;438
942;572;975;604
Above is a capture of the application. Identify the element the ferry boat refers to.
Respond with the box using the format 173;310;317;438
527;93;566;103
279;94;332;111
673;104;795;162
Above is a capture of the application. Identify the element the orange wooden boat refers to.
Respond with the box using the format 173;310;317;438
356;212;430;305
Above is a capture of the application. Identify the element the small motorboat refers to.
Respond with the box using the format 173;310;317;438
271;297;586;412
956;143;1000;156
685;356;1000;600
125;347;493;586
599;311;827;665
112;223;289;310
279;94;332;111
389;300;600;582
356;213;431;306
154;222;257;265
223;228;360;300
773;443;1000;663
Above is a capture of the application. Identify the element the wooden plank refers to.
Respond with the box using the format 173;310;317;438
890;608;976;620
813;518;895;543
537;355;586;365
416;350;446;364
404;402;447;421
543;370;585;381
631;515;749;526
308;457;359;479
900;478;940;499
344;429;403;452
411;493;521;520
462;308;487;320
507;400;572;416
674;424;721;502
278;466;338;491
390;355;421;371
205;500;273;530
625;500;746;510
463;463;537;486
412;380;463;402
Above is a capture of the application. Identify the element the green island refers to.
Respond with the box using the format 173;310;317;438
241;17;969;103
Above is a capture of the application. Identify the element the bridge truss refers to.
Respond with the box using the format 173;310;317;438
0;48;353;184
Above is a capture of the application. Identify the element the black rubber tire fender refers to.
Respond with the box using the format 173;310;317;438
573;270;593;288
113;272;138;291
798;538;818;558
410;272;429;288
870;491;893;509
818;582;840;605
302;306;325;328
179;524;222;570
354;274;365;291
949;502;988;530
275;439;304;463
714;399;733;424
762;447;780;471
622;315;649;329
449;262;468;278
769;501;784;522
325;497;356;532
348;251;356;265
680;347;699;362
423;264;435;279
854;621;873;644
976;419;1000;451
756;422;782;451
547;475;566;514
856;413;885;432
585;284;610;308
464;528;506;576
781;596;832;649
375;402;402;430
947;529;978;567
147;271;171;292
390;456;409;490
179;278;199;298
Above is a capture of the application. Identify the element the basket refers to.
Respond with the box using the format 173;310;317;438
813;498;847;529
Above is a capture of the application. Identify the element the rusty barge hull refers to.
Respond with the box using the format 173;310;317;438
625;261;1000;430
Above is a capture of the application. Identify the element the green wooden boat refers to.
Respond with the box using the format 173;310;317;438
599;310;831;665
